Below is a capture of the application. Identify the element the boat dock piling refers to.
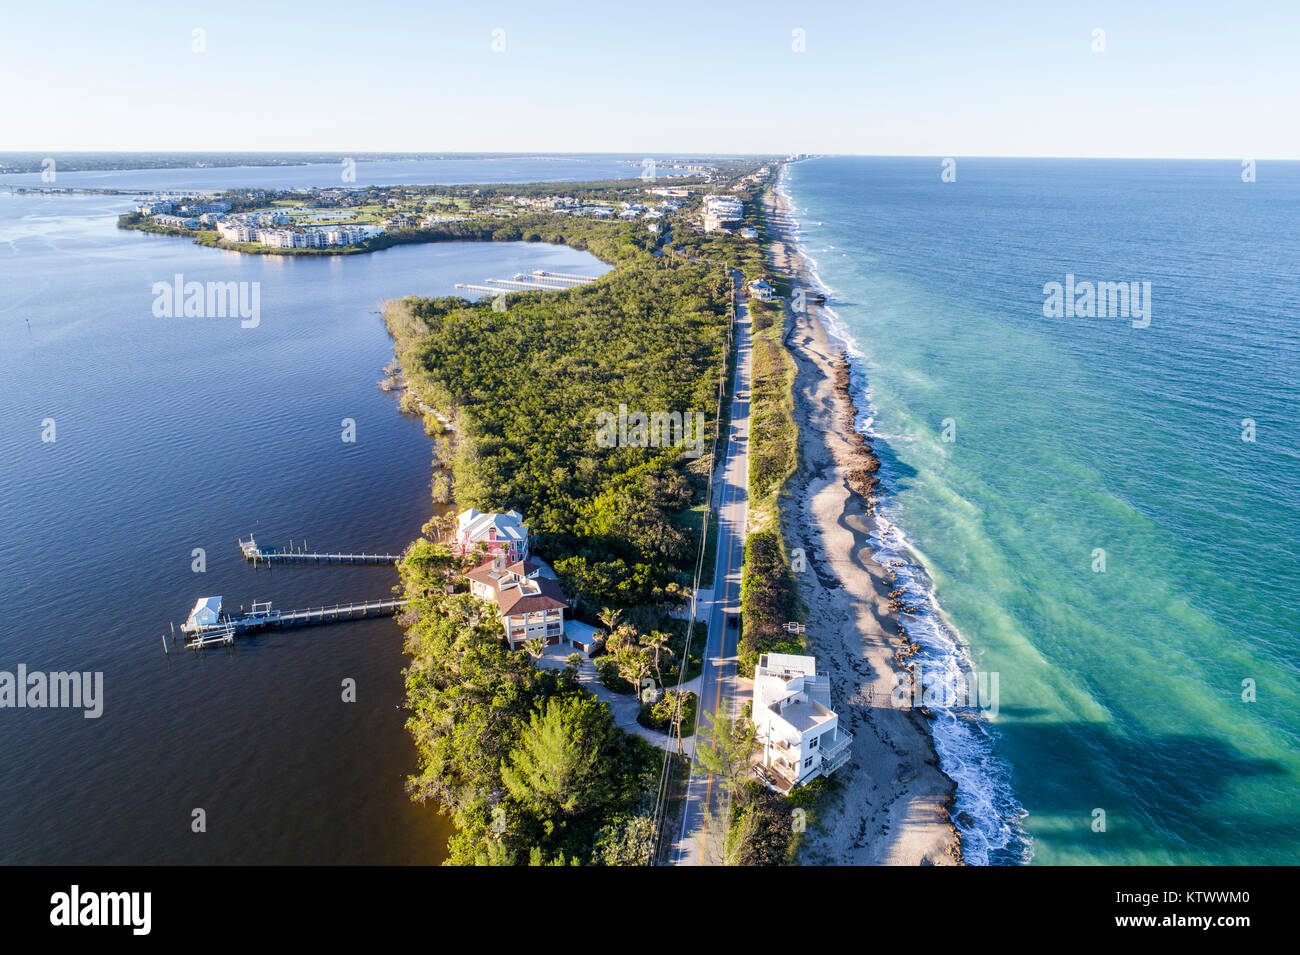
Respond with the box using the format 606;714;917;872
237;535;402;566
179;598;409;649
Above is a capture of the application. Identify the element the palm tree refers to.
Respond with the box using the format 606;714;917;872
645;630;676;686
597;606;623;634
525;637;546;660
615;645;651;699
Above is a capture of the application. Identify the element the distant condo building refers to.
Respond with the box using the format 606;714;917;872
752;653;854;791
215;215;383;248
182;201;232;215
216;220;259;243
154;214;200;229
702;194;744;232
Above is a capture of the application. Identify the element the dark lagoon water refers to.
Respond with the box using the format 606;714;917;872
784;157;1300;865
0;191;610;863
0;154;677;192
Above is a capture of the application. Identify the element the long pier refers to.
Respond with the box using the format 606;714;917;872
180;597;410;649
454;269;601;298
238;535;402;566
483;277;570;291
454;278;567;294
533;269;597;283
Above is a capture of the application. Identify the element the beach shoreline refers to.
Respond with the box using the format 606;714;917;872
764;177;963;865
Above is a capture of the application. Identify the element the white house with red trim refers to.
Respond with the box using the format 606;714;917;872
454;508;529;563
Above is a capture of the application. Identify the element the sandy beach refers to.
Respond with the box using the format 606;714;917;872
765;183;963;866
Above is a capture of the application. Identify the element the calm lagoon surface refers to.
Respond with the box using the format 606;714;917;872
0;191;610;863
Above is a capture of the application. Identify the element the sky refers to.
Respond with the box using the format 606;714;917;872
2;0;1297;159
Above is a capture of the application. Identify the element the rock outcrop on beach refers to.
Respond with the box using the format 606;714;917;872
832;353;884;507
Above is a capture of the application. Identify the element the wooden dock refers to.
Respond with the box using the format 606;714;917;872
238;535;402;566
532;269;596;283
454;269;599;298
180;597;409;649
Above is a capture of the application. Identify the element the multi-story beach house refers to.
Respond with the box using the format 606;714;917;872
751;653;854;791
465;556;567;650
454;508;529;562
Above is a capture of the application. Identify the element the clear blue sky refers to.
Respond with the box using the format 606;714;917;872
3;0;1296;158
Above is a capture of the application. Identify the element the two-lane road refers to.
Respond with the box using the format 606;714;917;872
673;271;752;865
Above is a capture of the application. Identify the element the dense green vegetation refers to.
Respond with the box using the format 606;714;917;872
385;188;751;864
737;293;803;677
738;528;803;676
639;689;697;737
726;777;829;865
386;222;728;609
747;298;799;512
399;540;661;865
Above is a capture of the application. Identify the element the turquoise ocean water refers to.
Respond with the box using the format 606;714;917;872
782;157;1300;865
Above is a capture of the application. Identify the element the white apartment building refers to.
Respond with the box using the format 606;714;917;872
217;220;259;243
752;653;854;792
182;201;233;215
702;194;745;232
153;214;199;229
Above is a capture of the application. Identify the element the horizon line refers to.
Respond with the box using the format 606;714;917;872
2;150;1299;163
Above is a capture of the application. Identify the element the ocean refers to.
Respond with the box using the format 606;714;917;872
781;156;1300;865
0;188;610;863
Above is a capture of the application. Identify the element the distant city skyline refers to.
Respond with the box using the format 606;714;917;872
3;0;1297;159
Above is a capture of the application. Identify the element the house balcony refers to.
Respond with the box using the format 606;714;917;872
820;732;854;774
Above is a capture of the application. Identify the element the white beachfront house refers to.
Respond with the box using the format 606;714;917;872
748;279;775;301
751;653;853;791
454;508;529;563
465;556;566;650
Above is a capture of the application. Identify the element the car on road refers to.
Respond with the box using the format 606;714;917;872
726;614;740;630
